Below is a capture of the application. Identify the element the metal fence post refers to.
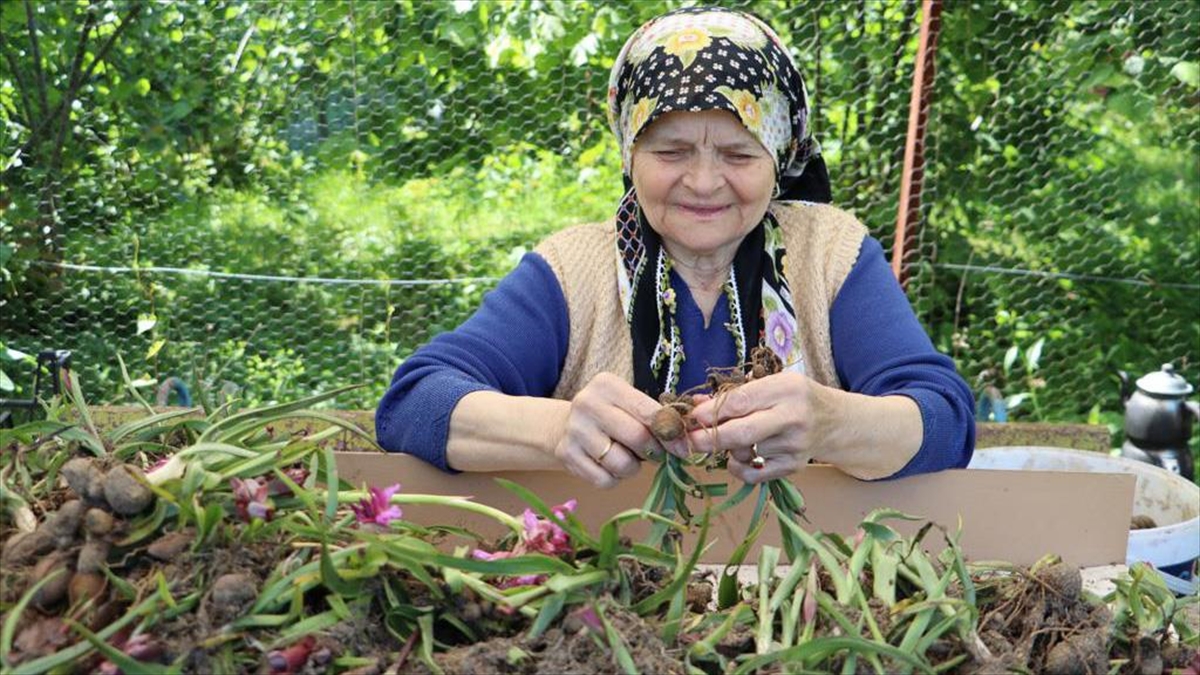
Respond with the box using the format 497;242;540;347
892;0;943;288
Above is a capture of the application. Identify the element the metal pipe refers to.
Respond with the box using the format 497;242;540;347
892;0;944;288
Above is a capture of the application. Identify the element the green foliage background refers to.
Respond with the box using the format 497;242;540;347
1;1;1197;455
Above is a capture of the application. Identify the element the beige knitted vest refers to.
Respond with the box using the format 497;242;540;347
534;202;868;399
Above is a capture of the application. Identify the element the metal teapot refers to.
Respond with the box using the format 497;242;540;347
1118;363;1199;479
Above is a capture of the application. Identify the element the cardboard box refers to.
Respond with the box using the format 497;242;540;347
336;451;1135;567
79;407;1131;566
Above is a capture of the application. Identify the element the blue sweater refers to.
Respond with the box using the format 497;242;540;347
376;236;975;478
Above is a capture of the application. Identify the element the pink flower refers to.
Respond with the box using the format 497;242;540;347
97;633;163;675
471;549;515;562
351;484;404;527
499;574;545;589
569;605;604;635
803;560;819;625
521;499;577;556
765;310;794;361
231;477;274;522
472;499;578;588
471;550;544;588
267;467;310;497
267;635;316;674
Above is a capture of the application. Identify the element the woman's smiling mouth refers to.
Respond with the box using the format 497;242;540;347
678;203;730;216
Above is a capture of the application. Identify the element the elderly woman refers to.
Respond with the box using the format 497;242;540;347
376;7;975;488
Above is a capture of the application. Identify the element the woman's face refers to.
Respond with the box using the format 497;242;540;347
631;109;776;262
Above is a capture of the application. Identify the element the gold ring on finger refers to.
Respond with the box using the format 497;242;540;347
597;439;615;462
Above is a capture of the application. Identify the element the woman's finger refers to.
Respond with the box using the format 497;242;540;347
686;413;769;454
690;373;803;426
727;454;801;484
689;384;757;426
560;437;619;488
582;375;684;459
595;439;642;479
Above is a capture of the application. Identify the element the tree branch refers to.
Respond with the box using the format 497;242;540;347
23;0;49;117
0;24;38;130
19;3;142;165
49;5;99;172
63;6;98;108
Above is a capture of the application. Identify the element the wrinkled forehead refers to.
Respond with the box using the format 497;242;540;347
635;110;767;150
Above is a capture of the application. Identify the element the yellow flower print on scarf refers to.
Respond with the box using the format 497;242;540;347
716;87;764;134
629;96;659;138
662;27;712;69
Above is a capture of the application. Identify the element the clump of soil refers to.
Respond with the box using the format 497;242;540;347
1130;514;1157;530
403;603;685;675
970;561;1112;674
6;409;1199;675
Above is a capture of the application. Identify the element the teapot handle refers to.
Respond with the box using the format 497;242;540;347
1118;370;1132;404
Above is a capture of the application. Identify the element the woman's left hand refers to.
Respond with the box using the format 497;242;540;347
685;372;832;484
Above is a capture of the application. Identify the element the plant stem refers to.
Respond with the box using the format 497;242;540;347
326;489;523;532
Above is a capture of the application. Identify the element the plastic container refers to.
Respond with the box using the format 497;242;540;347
967;446;1200;583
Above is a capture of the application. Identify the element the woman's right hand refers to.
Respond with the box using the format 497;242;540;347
555;373;674;488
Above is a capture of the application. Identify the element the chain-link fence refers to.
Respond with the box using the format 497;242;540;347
2;1;1197;425
911;0;1199;424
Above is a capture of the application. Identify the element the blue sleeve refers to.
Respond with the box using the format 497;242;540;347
829;237;976;479
374;253;570;472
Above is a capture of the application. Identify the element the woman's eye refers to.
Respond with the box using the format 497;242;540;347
654;150;685;159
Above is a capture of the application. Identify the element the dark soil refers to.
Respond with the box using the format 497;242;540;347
4;436;1199;675
970;562;1112;674
402;604;686;675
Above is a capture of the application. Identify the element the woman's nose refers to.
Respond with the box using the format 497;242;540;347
682;154;725;194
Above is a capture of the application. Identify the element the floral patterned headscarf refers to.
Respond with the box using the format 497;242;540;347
607;6;832;397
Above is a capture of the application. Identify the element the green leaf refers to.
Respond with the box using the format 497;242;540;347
871;541;899;606
426;551;575;577
197;384;364;444
494;478;597;550
15;593;164;674
1026;338;1045;372
145;339;167;360
1170;60;1199;88
528;593;565;639
2;569;68;664
718;497;769;610
106;407;199;445
732;636;933;675
600;606;639;675
633;507;709;616
272;609;343;647
1002;345;1019;375
755;545;781;652
136;314;157;335
116;498;170;546
64;620;178;675
417;613;444;675
320;541;363;597
320;448;341;524
773;504;854;603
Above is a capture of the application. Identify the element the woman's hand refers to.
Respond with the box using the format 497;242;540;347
555;373;674;488
685;372;832;484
